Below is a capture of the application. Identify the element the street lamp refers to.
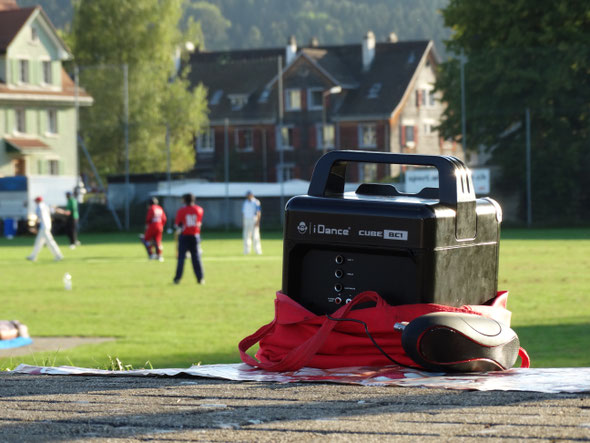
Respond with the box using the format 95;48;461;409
322;85;342;155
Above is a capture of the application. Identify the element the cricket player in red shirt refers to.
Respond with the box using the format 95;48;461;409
141;197;167;261
173;193;205;284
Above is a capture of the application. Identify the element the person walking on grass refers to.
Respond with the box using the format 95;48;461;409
242;190;262;255
140;197;167;261
173;193;205;284
27;196;63;262
56;191;80;249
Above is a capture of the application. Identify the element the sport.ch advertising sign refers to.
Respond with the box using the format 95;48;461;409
405;168;490;195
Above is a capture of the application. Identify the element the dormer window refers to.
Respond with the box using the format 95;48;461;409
285;89;301;111
210;90;223;105
258;88;271;103
367;83;382;99
229;94;248;110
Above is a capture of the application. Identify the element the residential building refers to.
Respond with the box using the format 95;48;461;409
187;32;460;183
0;0;92;220
0;1;92;179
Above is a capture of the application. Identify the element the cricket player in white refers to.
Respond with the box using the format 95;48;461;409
27;196;63;261
242;191;262;255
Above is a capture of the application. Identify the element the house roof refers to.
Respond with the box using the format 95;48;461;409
0;6;71;57
0;6;35;53
186;39;436;124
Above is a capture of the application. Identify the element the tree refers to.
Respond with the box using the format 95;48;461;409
183;1;231;50
436;0;590;223
69;0;208;177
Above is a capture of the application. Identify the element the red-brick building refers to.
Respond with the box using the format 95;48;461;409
187;32;461;183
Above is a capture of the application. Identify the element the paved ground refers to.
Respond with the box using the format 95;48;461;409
1;372;589;442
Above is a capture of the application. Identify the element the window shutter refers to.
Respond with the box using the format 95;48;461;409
401;126;406;146
415;90;420;107
12;59;20;84
293;127;299;148
52;62;59;87
414;125;418;147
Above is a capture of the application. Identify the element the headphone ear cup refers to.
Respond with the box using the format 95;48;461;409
401;312;520;373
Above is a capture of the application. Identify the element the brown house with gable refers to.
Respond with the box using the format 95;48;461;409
187;32;461;183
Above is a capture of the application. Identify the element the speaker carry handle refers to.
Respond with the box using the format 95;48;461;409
307;150;477;240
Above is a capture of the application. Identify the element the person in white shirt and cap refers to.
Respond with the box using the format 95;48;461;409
242;190;262;255
27;196;63;261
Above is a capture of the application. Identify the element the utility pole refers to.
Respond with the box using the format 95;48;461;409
525;108;532;227
460;49;467;154
123;63;130;231
278;56;285;224
224;118;230;230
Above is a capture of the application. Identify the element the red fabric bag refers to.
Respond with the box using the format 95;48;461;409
239;290;529;372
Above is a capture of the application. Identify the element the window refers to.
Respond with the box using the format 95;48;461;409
308;88;323;110
358;124;377;148
285;89;301;111
48;160;59;176
404;125;415;147
423;120;436;135
15;109;26;133
210;90;223;105
428;90;436;106
317;123;335;150
417;89;435;108
359;163;378;182
43;61;52;84
235;128;253;152
258;88;271;103
47;109;58;134
19;60;29;83
196;127;214;153
277;163;295;181
229;94;248;110
367;83;382;99
278;126;294;150
31;27;38;42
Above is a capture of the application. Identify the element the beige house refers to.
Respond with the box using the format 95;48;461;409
0;0;92;219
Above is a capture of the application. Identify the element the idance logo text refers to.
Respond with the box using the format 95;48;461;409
307;223;350;236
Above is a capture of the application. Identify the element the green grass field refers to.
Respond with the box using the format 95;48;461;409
1;228;589;369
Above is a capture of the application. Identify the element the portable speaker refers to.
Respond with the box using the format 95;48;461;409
282;150;502;315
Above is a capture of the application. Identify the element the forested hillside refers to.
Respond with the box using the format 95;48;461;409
24;0;450;55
